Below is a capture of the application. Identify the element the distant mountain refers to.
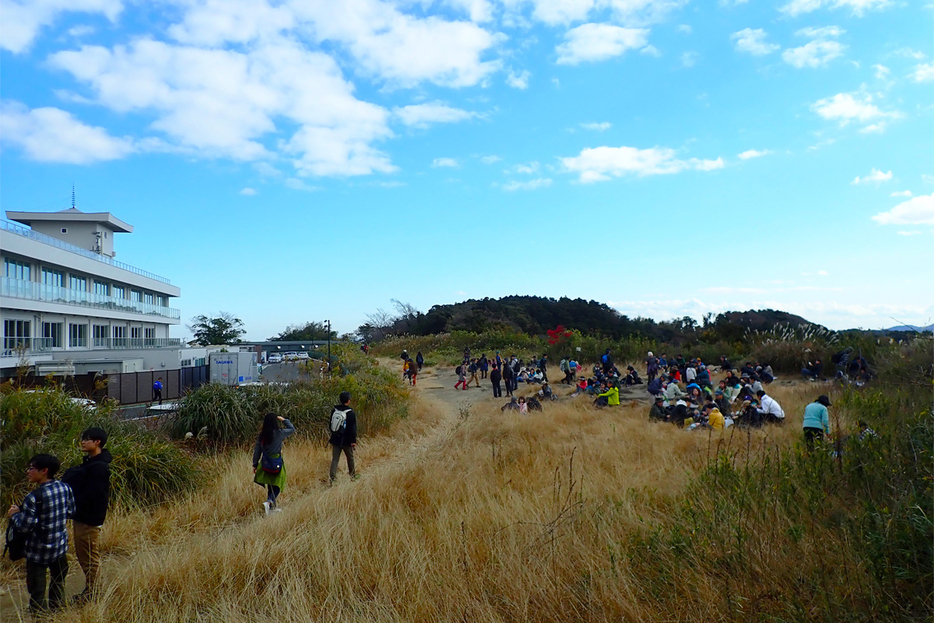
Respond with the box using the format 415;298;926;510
717;310;818;332
885;323;934;333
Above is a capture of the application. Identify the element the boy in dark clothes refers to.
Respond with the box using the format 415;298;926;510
61;428;112;602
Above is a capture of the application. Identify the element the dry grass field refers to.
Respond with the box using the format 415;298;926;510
0;365;885;622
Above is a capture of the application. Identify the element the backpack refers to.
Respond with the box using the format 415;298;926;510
4;494;41;562
601;354;608;364
330;407;347;433
455;365;463;375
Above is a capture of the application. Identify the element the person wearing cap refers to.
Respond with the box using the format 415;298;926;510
649;395;669;422
664;377;685;403
714;388;732;418
802;395;832;449
61;427;112;602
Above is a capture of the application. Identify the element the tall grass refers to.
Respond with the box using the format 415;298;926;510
0;386;198;511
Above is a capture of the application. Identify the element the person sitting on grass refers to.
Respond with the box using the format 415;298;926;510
573;378;588;396
649;395;670;422
539;382;557;401
714;389;732;418
501;397;519;411
703;402;726;431
518;397;528;414
624;366;642;386
664;378;685;403
801;359;823;381
594;383;620;408
756;390;785;424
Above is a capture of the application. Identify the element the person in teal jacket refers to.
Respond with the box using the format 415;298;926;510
802;395;832;450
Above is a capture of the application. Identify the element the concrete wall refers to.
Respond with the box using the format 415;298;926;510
28;221;115;257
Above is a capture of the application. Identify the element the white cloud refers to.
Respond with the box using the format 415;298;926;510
445;0;495;23
891;190;912;197
795;25;845;38
811;92;900;127
872;63;890;79
512;161;540;174
640;44;660;56
896;230;921;236
780;0;891;17
580;122;612;131
892;48;925;60
738;149;771;160
782;40;846;68
239;187;257;195
0;0;122;53
680;51;698;67
480;155;501;164
0;100;134;163
851;168;892;185
393;102;477;128
502;177;552;191
285;177;319;191
506;69;531;89
859;123;886;134
872;193;934;225
909;62;934;83
432;157;459;167
730;28;779;56
48;39;396;177
556;24;649;65
525;0;687;27
168;0;502;89
561;145;723;183
677;24;691;34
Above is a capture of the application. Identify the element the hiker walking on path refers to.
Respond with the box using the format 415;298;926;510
253;413;295;514
468;359;481;387
7;454;75;616
416;351;424;371
329;392;357;483
61;427;111;602
454;364;468;390
538;354;549;383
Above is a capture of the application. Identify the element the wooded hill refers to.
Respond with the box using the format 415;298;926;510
358;296;818;343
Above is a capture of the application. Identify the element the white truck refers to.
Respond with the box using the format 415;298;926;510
210;351;258;386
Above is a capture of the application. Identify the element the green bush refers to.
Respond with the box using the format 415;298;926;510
0;386;198;511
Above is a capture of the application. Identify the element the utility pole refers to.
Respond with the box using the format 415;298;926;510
326;319;331;377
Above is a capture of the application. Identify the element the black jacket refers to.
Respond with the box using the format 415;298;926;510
329;405;357;447
61;450;112;526
490;368;502;383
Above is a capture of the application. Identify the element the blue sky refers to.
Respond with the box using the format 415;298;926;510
2;0;932;339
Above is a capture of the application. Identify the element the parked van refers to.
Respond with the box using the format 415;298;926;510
267;353;282;364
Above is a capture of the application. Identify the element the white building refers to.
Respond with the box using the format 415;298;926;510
1;208;190;377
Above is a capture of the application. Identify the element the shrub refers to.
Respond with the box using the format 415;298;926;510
0;386;197;511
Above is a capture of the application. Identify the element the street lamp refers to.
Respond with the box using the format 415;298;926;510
326;319;331;377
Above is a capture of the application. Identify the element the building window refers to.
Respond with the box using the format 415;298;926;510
42;322;63;348
112;325;126;347
112;285;126;299
69;324;87;348
70;275;88;291
3;319;31;352
181;359;192;367
131;327;141;339
61;228;68;234
94;281;110;296
4;258;30;281
156;295;168;307
131;290;142;302
93;324;109;347
144;327;155;346
41;268;64;287
144;292;154;305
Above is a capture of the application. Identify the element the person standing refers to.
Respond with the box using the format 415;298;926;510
329;391;357;483
416;351;424;372
7;454;75;616
502;363;515;397
479;354;489;379
490;364;502;398
152;376;163;405
61;428;112;602
802;395;832;450
252;413;296;513
538;354;549;383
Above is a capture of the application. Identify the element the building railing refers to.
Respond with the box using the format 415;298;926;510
2;337;53;358
1;219;172;285
2;277;181;320
1;336;182;357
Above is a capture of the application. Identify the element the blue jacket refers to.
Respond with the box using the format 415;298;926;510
802;402;830;434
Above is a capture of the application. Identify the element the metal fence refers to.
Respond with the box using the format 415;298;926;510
13;365;209;405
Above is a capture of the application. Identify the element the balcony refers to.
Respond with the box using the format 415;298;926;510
1;337;53;358
2;277;181;320
91;337;182;349
1;219;171;285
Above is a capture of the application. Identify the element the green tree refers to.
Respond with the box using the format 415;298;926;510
188;312;245;346
270;321;336;341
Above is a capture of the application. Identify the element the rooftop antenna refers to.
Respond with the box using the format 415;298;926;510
71;185;76;210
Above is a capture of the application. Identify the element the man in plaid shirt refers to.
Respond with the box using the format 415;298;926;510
6;453;75;614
